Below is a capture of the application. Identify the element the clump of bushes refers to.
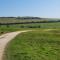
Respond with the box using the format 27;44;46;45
20;25;25;28
20;25;41;28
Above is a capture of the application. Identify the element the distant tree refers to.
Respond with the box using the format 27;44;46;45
38;25;41;28
16;16;21;19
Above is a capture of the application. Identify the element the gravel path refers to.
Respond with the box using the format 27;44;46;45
0;30;31;60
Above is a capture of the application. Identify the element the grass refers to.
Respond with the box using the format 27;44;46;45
0;18;60;60
0;22;60;34
3;29;60;60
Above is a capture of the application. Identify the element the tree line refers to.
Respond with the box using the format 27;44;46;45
0;16;41;20
0;20;60;25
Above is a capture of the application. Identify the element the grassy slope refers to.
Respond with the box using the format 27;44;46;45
4;29;60;60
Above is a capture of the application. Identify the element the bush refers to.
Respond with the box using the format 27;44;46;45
20;25;25;28
6;25;10;28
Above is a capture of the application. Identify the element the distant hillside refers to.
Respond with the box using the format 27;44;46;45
0;17;42;23
0;17;60;24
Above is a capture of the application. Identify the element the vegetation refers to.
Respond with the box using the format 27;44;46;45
0;22;60;34
4;29;60;60
0;17;60;60
0;17;60;24
0;17;42;23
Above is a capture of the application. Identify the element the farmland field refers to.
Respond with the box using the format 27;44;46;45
3;29;60;60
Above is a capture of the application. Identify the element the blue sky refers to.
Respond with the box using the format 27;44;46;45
0;0;60;18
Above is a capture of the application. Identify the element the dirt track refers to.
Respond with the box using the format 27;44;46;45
0;30;31;60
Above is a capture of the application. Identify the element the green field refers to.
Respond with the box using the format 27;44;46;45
0;18;60;60
4;29;60;60
0;22;60;34
0;17;60;34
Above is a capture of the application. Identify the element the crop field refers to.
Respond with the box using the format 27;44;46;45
3;29;60;60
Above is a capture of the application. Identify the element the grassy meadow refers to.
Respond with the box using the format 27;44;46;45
0;17;60;34
4;29;60;60
0;22;60;34
0;18;60;60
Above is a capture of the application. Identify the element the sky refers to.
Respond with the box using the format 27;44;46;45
0;0;60;18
